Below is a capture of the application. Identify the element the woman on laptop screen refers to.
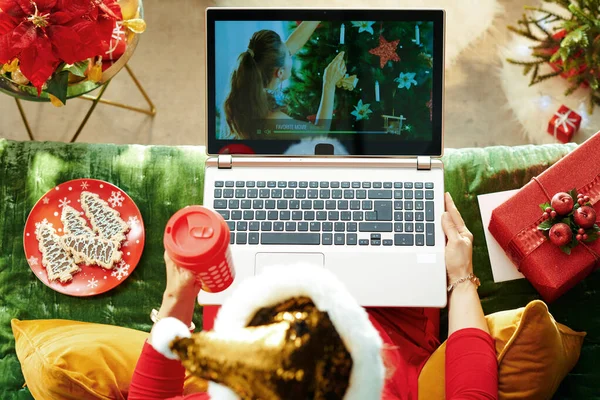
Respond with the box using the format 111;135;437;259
222;22;347;140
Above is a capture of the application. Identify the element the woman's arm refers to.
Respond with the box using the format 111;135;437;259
442;193;489;336
129;253;204;400
442;193;497;400
315;51;346;130
286;21;320;55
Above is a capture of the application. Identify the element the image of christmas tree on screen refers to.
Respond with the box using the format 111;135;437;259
214;20;433;140
286;21;433;139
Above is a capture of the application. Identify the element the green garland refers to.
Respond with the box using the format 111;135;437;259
507;0;600;113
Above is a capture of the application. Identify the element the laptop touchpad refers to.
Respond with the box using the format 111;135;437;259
255;253;324;275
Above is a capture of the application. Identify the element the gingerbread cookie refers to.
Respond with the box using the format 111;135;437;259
81;191;129;243
61;205;94;237
62;235;122;269
35;221;80;282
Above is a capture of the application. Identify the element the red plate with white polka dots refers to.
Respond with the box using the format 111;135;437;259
23;179;145;297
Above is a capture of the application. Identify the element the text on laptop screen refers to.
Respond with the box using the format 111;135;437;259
207;11;444;156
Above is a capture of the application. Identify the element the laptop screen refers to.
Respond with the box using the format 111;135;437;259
206;9;444;156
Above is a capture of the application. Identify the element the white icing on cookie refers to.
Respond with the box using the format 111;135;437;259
62;235;122;270
61;205;94;237
81;192;130;243
35;222;80;282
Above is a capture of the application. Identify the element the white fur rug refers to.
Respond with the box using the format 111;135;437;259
499;1;600;144
214;0;503;68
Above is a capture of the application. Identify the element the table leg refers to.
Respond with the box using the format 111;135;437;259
14;98;35;141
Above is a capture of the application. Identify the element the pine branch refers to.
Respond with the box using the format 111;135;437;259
508;25;542;41
564;81;581;96
524;6;566;21
506;59;547;66
532;70;563;85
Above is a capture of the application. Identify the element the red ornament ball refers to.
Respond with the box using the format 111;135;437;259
551;192;574;216
550;211;557;218
549;223;573;247
583;234;589;240
584;196;590;203
577;234;583;241
545;207;553;213
578;228;585;234
543;212;549;219
578;193;584;199
574;206;597;229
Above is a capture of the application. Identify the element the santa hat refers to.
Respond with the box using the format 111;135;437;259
151;264;385;399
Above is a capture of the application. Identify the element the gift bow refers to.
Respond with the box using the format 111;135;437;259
553;109;577;138
336;75;358;91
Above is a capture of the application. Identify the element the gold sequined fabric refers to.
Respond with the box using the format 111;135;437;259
170;297;352;400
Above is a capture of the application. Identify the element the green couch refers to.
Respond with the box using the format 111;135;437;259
0;138;598;399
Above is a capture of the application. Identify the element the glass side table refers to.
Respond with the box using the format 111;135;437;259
0;0;155;142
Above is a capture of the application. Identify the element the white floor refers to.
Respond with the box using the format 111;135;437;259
0;0;558;148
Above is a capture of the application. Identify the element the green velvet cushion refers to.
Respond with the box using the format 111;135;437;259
0;139;597;399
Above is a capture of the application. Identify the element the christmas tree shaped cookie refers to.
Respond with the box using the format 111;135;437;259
61;205;94;237
81;191;129;243
35;221;80;282
62;235;122;269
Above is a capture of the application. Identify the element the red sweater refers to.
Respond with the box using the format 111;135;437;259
129;308;497;400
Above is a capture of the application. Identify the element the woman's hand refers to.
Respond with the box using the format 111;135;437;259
441;192;474;283
323;51;346;89
156;252;202;327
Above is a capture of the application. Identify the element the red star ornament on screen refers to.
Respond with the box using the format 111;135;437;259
369;35;400;68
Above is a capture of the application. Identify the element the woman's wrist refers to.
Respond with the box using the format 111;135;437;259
157;291;196;327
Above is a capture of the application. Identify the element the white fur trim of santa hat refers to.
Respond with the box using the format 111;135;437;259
207;264;385;400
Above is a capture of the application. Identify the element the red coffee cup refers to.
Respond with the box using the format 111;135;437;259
163;206;234;293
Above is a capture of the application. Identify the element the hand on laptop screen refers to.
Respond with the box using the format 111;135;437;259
215;20;434;142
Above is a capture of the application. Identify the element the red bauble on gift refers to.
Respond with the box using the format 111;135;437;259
547;105;581;143
489;131;600;303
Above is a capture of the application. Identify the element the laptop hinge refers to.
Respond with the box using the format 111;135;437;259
217;154;233;169
416;156;431;171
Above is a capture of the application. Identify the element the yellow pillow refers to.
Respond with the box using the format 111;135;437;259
11;319;207;400
418;300;586;400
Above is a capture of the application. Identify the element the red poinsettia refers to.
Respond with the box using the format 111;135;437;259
0;0;122;93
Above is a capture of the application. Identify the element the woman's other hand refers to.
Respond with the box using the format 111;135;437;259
323;51;346;89
441;192;474;283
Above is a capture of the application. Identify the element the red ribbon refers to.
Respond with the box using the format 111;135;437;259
506;174;600;269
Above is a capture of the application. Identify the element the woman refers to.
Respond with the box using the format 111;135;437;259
129;193;498;399
223;22;346;139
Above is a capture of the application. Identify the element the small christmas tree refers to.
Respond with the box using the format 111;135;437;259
507;0;600;112
285;21;434;139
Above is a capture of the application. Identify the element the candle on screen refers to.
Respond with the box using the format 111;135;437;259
340;23;345;45
415;25;420;45
375;81;380;102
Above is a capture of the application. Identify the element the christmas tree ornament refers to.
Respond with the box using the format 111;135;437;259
369;35;400;68
117;0;140;20
383;115;406;135
351;21;375;35
336;74;358;91
123;18;147;34
151;266;384;400
12;69;29;86
412;24;421;46
351;99;372;121
395;72;418;89
547;105;582;143
3;59;19;73
87;59;104;83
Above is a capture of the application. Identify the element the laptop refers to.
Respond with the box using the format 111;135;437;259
200;8;447;307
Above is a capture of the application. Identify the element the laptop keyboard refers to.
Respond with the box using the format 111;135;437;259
212;180;436;246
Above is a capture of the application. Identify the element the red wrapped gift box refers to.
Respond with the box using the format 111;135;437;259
489;132;600;303
547;105;581;144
